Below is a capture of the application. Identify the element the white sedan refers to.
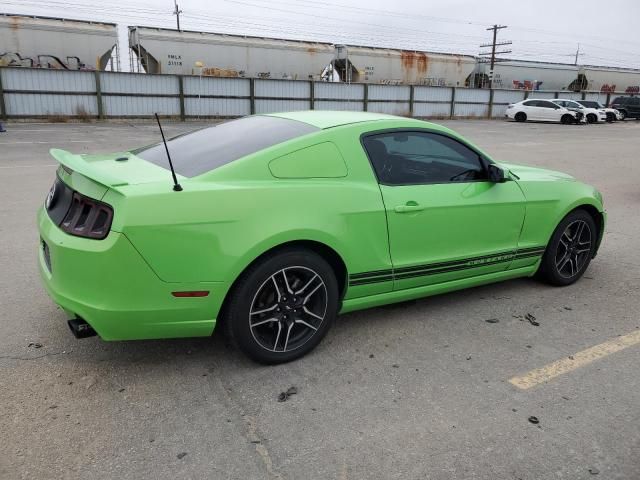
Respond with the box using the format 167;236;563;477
553;99;607;124
577;100;621;122
505;99;581;124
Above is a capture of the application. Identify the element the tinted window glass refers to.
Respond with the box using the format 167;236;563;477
579;101;600;108
523;100;537;106
363;131;486;185
134;116;319;177
540;101;558;109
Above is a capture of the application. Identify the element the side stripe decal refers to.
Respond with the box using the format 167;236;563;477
348;246;546;286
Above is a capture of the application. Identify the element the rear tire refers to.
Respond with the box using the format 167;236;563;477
537;209;597;286
561;114;574;125
514;112;527;122
224;248;339;364
619;110;626;120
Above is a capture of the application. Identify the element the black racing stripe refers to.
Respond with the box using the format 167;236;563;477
394;257;514;280
349;275;394;286
394;250;516;275
349;269;393;280
348;246;546;286
516;247;547;253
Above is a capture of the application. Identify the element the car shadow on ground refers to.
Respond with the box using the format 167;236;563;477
45;276;542;372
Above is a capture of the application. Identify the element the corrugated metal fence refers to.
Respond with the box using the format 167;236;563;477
0;67;629;120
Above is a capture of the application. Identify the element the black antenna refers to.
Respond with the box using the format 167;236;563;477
154;113;182;192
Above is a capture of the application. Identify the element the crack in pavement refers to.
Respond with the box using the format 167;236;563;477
211;365;284;480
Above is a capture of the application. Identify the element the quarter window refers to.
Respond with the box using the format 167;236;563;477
362;131;486;185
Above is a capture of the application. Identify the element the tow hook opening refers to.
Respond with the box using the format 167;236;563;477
68;317;97;339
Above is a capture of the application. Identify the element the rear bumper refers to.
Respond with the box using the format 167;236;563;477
37;207;225;340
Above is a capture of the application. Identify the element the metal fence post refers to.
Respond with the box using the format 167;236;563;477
363;84;368;112
0;68;7;120
606;92;611;106
524;90;530;100
554;91;559;99
94;70;104;120
581;91;586;100
450;87;456;119
487;88;494;119
249;78;256;114
178;75;185;121
409;85;415;117
309;80;315;110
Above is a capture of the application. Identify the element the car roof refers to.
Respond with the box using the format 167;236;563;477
266;110;405;129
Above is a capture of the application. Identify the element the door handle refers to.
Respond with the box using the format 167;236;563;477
394;202;425;213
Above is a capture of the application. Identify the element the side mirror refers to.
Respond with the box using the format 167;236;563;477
488;164;508;183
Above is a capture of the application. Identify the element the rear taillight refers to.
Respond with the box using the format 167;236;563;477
60;192;113;240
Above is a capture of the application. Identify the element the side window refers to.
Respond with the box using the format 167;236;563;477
523;100;537;106
540;101;557;109
362;131;486;186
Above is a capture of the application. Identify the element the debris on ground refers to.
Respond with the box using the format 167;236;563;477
392;364;399;368
564;306;573;311
277;386;298;402
27;342;43;349
525;313;539;326
369;354;375;358
177;452;187;459
528;416;540;424
485;318;499;324
588;467;599;475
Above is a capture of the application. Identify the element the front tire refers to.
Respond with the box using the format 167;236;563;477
224;248;339;364
514;112;527;122
537;209;597;286
561;114;574;125
586;113;597;124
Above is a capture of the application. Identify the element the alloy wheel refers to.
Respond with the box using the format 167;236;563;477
555;220;592;279
249;266;328;353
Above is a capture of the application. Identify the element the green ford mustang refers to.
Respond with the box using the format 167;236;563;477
38;111;605;363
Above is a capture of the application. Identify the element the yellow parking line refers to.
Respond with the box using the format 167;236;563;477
509;330;640;390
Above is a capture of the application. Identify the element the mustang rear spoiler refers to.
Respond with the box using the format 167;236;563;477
50;148;128;187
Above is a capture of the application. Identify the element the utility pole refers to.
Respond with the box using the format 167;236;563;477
574;43;581;65
173;0;182;31
479;25;512;89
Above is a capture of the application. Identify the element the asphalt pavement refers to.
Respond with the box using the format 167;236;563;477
1;118;639;479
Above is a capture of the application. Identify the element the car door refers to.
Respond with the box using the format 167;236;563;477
522;100;542;120
362;130;527;291
539;100;562;121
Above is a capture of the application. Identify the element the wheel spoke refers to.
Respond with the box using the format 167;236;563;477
282;322;294;351
251;317;278;328
272;322;282;352
303;306;323;320
573;221;585;242
575;246;591;255
281;269;294;294
271;275;282;301
568;258;575;276
251;304;278;316
294;318;318;331
295;273;318;295
303;282;322;305
556;251;571;270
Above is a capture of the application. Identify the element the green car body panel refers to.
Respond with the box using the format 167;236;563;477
37;112;605;341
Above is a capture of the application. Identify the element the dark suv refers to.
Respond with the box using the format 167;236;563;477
610;96;640;120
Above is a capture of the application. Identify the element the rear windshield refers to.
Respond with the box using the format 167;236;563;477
579;101;600;108
133;115;319;177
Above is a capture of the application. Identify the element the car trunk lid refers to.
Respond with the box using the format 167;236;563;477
50;148;181;197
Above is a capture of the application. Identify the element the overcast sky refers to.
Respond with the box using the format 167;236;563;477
4;0;640;70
